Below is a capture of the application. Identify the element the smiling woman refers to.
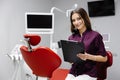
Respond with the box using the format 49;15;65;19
71;13;86;36
65;8;108;80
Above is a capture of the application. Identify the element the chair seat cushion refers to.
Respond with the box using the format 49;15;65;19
50;68;69;80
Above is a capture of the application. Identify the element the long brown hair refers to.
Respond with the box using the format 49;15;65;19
70;8;92;33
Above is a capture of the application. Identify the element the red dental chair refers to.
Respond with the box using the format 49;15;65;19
20;34;113;80
20;34;61;80
50;51;113;80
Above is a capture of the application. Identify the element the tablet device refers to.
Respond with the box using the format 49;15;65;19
60;40;85;63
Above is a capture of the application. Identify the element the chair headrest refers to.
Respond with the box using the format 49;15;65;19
24;34;41;46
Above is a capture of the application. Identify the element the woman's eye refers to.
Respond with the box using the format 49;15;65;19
77;17;81;20
72;17;81;22
72;19;75;22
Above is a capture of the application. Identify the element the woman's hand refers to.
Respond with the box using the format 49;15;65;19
77;52;88;61
77;52;108;62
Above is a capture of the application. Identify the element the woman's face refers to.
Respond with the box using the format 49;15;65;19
72;13;85;30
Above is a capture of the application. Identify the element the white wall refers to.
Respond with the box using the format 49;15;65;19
0;0;53;80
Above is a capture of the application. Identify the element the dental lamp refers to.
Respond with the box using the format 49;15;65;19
66;3;78;17
51;3;78;17
50;7;66;14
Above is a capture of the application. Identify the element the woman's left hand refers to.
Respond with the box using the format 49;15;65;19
77;52;108;62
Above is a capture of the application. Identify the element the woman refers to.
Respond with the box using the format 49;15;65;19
65;8;107;80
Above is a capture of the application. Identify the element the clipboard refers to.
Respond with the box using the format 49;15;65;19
60;40;85;63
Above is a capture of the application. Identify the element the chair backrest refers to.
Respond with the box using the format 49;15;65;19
97;51;113;80
20;34;61;78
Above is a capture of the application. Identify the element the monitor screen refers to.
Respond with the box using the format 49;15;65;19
25;13;54;34
88;0;115;17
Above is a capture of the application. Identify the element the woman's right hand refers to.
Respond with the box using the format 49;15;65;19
77;52;88;61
